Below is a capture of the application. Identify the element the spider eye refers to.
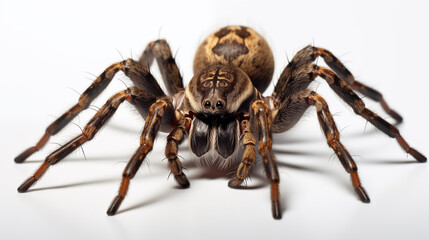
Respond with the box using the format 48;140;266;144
204;101;211;109
216;101;224;109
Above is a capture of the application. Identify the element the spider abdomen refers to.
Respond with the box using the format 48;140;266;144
193;25;274;93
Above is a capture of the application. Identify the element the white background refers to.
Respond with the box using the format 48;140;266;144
1;0;428;239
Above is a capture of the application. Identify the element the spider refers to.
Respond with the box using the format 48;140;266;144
15;25;426;219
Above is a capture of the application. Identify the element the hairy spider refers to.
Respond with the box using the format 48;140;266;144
15;25;426;219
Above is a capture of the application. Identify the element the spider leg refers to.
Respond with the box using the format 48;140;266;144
273;89;370;202
272;46;425;162
18;88;135;192
15;59;165;163
273;45;402;123
107;99;169;215
252;100;282;219
138;39;184;95
314;66;426;162
164;116;192;187
306;90;370;202
313;47;403;123
228;118;256;188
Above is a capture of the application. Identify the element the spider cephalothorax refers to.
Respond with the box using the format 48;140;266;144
183;65;257;116
16;25;426;219
182;64;259;164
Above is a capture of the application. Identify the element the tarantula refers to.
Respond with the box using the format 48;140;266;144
15;25;426;219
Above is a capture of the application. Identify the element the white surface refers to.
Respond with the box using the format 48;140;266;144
1;0;428;239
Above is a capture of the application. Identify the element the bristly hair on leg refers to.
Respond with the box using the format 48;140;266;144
88;105;101;112
70;122;87;161
117;78;130;90
115;48;125;62
68;87;82;98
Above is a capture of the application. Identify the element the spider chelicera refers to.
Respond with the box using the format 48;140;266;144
15;25;426;219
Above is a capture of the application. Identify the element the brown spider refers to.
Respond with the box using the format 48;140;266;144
15;25;426;219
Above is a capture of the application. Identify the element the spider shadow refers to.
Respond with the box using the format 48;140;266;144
21;154;133;164
272;116;400;145
276;158;357;198
19;126;417;216
20;155;135;192
115;155;271;215
181;157;269;190
357;158;418;165
274;149;420;202
26;176;120;192
116;187;180;215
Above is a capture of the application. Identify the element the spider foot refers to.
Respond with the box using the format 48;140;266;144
396;136;427;163
272;200;282;220
15;134;50;163
15;147;36;163
17;176;37;193
355;186;370;203
227;178;244;188
390;110;403;124
409;148;427;163
174;173;190;188
107;196;124;216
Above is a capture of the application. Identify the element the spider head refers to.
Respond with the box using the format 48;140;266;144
182;65;256;117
